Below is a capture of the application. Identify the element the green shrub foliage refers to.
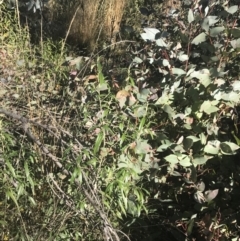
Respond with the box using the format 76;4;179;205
1;1;240;240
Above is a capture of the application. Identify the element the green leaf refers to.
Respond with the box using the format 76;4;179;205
187;218;195;236
204;189;218;202
6;160;16;178
135;139;151;154
188;9;194;23
96;83;108;91
200;101;219;114
178;54;189;62
230;28;240;38
201;17;209;32
183;138;193;150
118;199;127;216
137;88;150;103
164;154;178;164
179;156;192;167
232;80;240;91
172;68;186;76
207;16;219;26
192;33;207;45
134;106;147;117
230;38;240;49
156;38;167;47
133;56;143;64
127;199;138;216
157;143;172;152
193;155;210;165
162;59;170;67
220;142;239;154
155;90;173;105
209;26;225;37
187;136;200;142
204;144;219;155
163;105;175;118
93;131;104;154
225;5;238;14
29;196;37;206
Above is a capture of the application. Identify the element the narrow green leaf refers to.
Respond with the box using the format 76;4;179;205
94;131;104;154
6;160;16;178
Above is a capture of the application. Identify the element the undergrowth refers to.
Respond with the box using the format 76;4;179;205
1;1;240;241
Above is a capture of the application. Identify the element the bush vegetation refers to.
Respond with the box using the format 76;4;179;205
1;0;240;240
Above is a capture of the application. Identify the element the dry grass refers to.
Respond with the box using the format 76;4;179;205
48;0;127;51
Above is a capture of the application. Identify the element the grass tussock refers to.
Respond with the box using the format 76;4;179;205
48;0;127;50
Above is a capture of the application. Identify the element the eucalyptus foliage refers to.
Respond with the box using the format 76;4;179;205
1;0;240;240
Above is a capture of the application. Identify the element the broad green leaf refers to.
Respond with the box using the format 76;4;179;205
232;80;240;91
96;83;108;91
220;143;232;155
204;144;219;154
225;5;238;14
188;9;194;23
230;28;240;38
134;106;147;117
178;54;189;62
220;142;239;154
135;139;151;154
189;69;211;87
158;133;169;141
163;105;175;118
204;189;218;202
201;17;209;32
223;141;240;151
157;143;172;152
194;191;205;203
200;101;219;114
127;199;138;216
192;33;207;45
183;138;193;150
137;88;150;103
196;181;205;192
193;155;209;165
187;136;200;142
179;156;192;167
209;26;225;37
164;154;178;164
207;16;219;26
133;56;143;64
162;59;170;67
172;68;186;76
230;38;240;49
156;38;167;47
155;91;173;105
